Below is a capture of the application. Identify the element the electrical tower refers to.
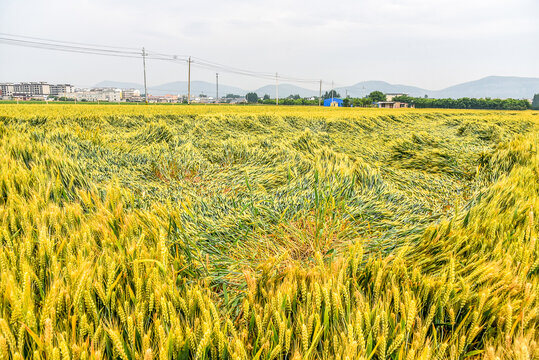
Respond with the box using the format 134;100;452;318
142;47;148;104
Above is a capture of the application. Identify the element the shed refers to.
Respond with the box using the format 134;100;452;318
323;98;343;107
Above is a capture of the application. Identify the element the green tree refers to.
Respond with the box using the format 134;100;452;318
390;95;529;110
368;91;386;102
323;90;340;99
263;94;270;100
532;94;539;110
246;92;259;104
351;98;373;107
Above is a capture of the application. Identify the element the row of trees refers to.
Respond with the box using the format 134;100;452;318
532;94;539;110
242;92;538;110
259;97;319;105
246;93;319;105
242;91;388;106
393;95;532;110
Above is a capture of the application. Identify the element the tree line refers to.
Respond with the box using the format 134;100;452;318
532;94;539;110
243;91;538;110
392;95;532;110
245;91;387;106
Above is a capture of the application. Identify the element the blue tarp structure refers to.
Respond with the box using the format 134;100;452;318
323;98;343;107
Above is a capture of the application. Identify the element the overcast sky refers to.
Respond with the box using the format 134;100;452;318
1;0;538;91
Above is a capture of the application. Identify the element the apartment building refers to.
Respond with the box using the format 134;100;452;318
121;88;141;100
0;83;14;97
50;84;74;96
0;82;75;98
61;88;122;102
13;82;50;95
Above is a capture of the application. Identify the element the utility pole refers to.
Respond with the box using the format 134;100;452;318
331;80;334;104
319;79;322;106
187;56;191;104
142;47;148;104
216;72;219;103
275;72;279;106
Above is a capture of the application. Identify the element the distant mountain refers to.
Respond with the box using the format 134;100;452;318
337;77;539;99
94;76;539;99
150;81;246;97
93;80;245;97
254;83;318;98
336;81;428;98
94;80;143;90
432;76;539;99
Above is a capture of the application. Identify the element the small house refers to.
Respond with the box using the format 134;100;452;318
376;101;414;109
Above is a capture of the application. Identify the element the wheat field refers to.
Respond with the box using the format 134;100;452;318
0;104;538;359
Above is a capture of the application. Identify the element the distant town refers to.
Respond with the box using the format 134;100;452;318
1;81;536;110
0;81;303;104
0;81;419;109
0;81;189;103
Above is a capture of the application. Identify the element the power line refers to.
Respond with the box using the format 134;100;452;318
0;32;191;60
0;33;323;87
0;36;187;62
191;56;319;84
0;36;140;55
0;32;140;51
192;56;273;76
0;37;147;59
193;58;320;84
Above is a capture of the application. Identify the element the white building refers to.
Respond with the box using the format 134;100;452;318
0;83;15;98
13;82;50;96
121;88;141;100
1;82;74;98
229;98;247;104
148;94;179;103
50;84;74;96
61;88;122;102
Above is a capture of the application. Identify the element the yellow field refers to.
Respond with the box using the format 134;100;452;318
3;103;538;118
0;104;538;359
